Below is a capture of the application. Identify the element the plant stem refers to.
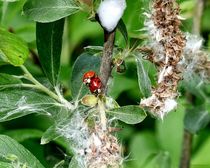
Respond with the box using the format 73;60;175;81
0;83;42;90
192;0;204;35
20;65;61;102
179;130;193;168
98;99;107;131
180;1;204;167
98;30;116;131
100;30;116;93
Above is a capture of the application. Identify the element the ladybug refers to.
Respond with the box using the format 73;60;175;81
89;77;102;95
83;71;96;86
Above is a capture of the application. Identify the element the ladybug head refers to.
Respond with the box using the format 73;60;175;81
82;71;96;86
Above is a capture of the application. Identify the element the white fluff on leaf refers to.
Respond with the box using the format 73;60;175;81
97;0;126;32
140;95;177;120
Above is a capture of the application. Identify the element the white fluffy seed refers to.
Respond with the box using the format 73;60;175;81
97;0;126;32
163;98;177;114
92;133;102;147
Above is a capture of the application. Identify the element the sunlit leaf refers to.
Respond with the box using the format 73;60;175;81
0;28;29;66
36;18;64;86
81;95;98;107
107;105;147;124
23;0;80;22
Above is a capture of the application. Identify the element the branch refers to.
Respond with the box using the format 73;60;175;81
100;30;116;94
20;65;73;109
180;1;204;168
192;0;205;35
97;29;115;131
179;130;193;168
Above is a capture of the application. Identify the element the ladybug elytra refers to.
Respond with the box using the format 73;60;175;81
89;77;102;95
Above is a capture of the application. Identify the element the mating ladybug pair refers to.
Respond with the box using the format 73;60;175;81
83;71;102;95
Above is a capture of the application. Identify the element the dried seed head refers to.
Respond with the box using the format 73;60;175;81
141;0;186;119
86;126;122;168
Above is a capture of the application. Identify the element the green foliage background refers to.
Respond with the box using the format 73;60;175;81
0;0;210;167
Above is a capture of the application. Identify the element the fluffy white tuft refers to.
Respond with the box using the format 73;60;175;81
160;98;177;120
163;99;177;114
97;0;126;32
140;95;177;120
184;33;203;53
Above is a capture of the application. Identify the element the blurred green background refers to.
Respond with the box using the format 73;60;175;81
0;0;210;167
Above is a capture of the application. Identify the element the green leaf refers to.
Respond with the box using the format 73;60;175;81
135;55;152;98
0;135;44;167
41;121;74;155
0;73;22;86
68;156;80;168
71;53;100;100
0;28;29;66
41;113;73;145
41;124;60;145
0;89;61;122
107;105;147;124
53;160;65;168
156;99;185;167
105;97;120;109
143;151;171;168
0;161;13;168
4;129;43;142
129;131;159;168
23;0;80;22
117;19;128;45
108;60;140;99
192;135;210;165
155;152;171;168
81;95;98;107
0;0;19;2
181;73;204;98
36;18;65;86
184;106;210;134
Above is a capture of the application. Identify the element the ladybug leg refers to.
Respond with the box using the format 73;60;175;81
97;89;101;94
92;89;101;96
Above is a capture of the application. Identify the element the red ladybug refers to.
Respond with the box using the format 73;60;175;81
89;77;102;95
83;71;96;85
